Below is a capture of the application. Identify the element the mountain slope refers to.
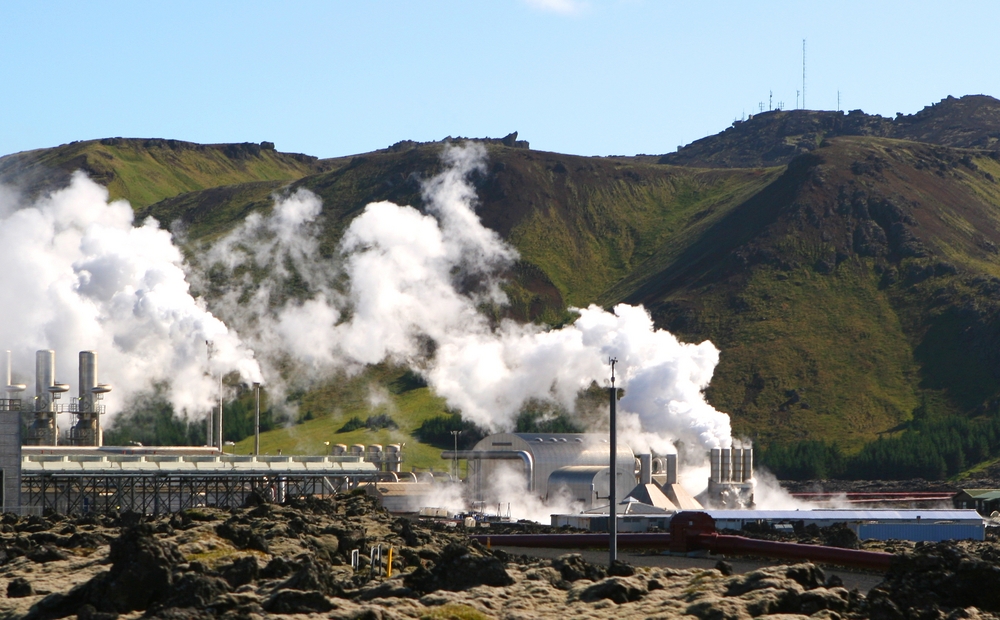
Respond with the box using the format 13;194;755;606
640;137;1000;446
0;138;331;209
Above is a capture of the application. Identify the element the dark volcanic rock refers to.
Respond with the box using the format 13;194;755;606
578;577;646;605
219;555;259;588
404;541;514;593
279;556;345;597
869;542;1000;617
215;518;269;553
262;589;334;614
552;553;606;583
7;576;32;597
154;572;229;611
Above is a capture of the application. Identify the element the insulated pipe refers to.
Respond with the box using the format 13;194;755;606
469;533;894;571
695;533;893;571
440;450;535;492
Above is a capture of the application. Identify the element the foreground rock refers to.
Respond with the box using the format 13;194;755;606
0;493;996;618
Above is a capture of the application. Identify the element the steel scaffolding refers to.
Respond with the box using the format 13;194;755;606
22;472;376;515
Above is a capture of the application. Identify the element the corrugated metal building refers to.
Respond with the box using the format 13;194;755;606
552;508;986;541
708;509;986;542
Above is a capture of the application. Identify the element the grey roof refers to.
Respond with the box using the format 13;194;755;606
958;489;1000;500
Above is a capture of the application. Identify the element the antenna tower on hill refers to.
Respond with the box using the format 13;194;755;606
802;39;807;109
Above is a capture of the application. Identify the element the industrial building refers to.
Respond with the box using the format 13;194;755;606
0;349;392;515
553;506;987;542
442;432;644;507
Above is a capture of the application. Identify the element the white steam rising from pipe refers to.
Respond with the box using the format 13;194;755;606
204;143;734;451
0;172;261;418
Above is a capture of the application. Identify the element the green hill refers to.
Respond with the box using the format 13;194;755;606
10;97;1000;480
0;137;331;209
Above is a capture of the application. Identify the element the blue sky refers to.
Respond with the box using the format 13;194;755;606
2;1;997;159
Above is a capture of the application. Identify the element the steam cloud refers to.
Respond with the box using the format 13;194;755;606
1;143;745;511
201;143;734;452
0;172;261;419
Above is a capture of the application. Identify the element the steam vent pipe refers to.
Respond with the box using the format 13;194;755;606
73;351;111;447
28;350;59;446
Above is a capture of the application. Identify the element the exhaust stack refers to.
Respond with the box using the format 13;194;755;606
27;350;67;445
3;351;26;411
705;444;756;508
70;351;111;446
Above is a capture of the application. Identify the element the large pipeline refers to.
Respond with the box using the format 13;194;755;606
471;511;894;571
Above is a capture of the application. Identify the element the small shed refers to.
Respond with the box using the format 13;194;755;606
953;489;1000;516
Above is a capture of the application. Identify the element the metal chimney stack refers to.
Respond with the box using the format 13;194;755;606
3;351;26;409
71;351;111;446
27;350;66;445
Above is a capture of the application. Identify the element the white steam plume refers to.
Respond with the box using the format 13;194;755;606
0;172;261;419
206;142;735;453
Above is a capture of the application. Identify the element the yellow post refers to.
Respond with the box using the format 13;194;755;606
387;546;393;578
487;537;491;550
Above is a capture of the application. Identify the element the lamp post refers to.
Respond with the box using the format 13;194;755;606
450;430;462;479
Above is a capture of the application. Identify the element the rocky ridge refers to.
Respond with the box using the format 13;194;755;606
660;94;1000;168
0;493;998;619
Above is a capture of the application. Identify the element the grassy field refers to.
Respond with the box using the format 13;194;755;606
232;366;453;471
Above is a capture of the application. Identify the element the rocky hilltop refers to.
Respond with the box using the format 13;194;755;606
660;95;1000;168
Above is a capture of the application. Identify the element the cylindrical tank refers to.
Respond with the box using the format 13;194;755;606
349;444;365;457
720;447;732;483
732;447;744;482
710;448;721;484
368;444;383;469
385;444;401;473
332;444;347;457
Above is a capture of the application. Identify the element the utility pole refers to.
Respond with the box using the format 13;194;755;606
608;357;618;567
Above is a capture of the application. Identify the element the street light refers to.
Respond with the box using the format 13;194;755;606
450;430;462;479
324;441;331;455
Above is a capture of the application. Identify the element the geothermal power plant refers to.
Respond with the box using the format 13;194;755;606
0;349;987;550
